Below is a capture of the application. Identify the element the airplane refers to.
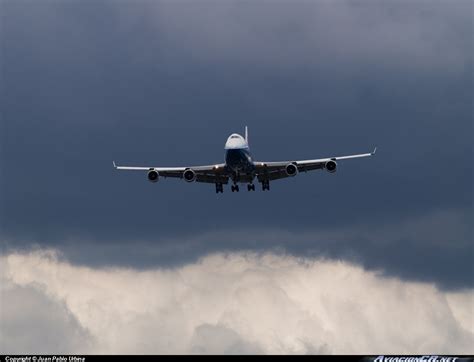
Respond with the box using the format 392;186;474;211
113;127;376;193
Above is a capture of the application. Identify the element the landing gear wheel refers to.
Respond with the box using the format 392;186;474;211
261;180;270;191
231;185;240;192
215;183;224;193
247;184;255;191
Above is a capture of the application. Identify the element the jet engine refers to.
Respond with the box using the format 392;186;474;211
285;163;299;177
325;160;337;173
147;169;159;182
183;169;197;182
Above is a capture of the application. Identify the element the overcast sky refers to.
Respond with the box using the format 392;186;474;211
0;0;472;354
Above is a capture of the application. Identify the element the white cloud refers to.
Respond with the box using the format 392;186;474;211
1;250;472;354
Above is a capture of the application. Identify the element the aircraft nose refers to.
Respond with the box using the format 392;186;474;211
225;133;247;149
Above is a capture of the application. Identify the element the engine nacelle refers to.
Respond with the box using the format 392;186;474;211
147;169;159;183
325;160;337;173
285;163;298;177
183;169;197;182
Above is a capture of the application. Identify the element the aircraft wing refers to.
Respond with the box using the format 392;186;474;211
254;148;376;181
113;162;229;184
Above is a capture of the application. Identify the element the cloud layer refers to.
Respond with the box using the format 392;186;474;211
1;250;472;354
1;0;472;292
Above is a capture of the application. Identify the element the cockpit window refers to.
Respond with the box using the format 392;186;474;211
231;135;240;139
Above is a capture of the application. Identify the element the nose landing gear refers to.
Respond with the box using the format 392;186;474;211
247;183;255;191
261;180;270;191
231;184;240;192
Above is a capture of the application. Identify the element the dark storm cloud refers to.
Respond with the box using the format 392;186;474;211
1;1;472;289
6;207;470;290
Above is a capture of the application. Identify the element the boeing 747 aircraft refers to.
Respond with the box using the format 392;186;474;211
113;127;376;193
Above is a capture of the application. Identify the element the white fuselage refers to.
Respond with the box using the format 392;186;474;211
224;133;254;174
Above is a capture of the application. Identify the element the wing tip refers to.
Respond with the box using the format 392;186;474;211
112;160;117;168
372;147;377;155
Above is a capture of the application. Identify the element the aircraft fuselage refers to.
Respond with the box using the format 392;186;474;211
224;133;255;181
225;148;254;173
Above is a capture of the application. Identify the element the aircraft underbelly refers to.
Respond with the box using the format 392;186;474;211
225;148;254;175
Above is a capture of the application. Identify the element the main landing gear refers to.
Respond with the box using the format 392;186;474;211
261;180;270;191
215;181;266;194
215;183;224;193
